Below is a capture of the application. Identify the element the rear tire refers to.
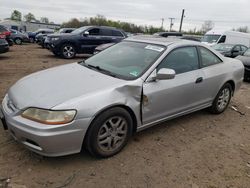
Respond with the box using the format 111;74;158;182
209;83;232;114
60;44;76;59
85;107;133;158
14;38;22;45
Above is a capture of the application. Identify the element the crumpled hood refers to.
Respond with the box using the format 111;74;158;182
8;63;125;110
236;55;250;66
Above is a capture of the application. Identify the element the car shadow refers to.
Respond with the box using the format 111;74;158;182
0;56;10;60
29;109;211;163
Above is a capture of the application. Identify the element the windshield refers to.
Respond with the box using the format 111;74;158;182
213;44;234;52
71;26;90;34
244;49;250;56
83;41;165;80
201;35;221;43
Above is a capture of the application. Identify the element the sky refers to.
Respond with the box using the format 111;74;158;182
1;0;250;31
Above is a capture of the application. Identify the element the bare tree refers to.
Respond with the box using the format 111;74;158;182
236;26;249;33
201;20;214;34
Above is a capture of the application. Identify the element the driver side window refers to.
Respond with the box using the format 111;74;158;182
157;47;199;74
88;28;100;36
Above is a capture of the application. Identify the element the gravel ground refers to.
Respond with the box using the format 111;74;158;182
0;44;250;188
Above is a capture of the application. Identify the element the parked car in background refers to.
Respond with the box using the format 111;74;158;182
94;43;115;54
181;35;201;42
0;37;9;54
45;26;127;58
10;29;30;45
236;48;250;81
1;36;244;158
154;32;183;37
212;44;248;58
201;29;250;47
58;28;75;34
0;25;13;46
40;28;76;48
28;29;54;43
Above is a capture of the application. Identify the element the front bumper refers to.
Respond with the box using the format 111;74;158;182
0;44;9;54
244;65;250;80
1;96;91;157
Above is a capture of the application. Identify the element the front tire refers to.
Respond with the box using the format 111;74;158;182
61;44;76;59
209;83;232;114
85;107;133;158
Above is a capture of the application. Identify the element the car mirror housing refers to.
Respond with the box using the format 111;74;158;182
156;68;176;80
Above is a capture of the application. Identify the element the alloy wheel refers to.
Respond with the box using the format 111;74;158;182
217;87;230;111
97;116;128;152
63;45;75;58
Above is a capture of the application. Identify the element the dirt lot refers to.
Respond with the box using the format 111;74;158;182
0;44;250;188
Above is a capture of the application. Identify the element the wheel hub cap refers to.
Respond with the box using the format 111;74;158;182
97;116;127;152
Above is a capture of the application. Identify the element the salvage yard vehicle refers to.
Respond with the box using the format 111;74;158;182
10;29;30;45
236;48;250;81
212;43;248;58
0;25;13;46
39;28;76;48
28;29;54;43
0;36;244;158
201;29;250;47
0;37;9;54
44;26;127;58
154;32;183;37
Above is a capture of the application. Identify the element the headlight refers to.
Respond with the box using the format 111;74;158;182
51;37;59;41
21;108;76;125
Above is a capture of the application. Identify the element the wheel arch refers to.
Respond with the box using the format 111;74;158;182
225;80;235;95
82;104;138;148
60;41;79;52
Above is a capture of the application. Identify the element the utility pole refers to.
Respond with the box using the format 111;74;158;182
161;18;164;30
179;9;185;32
169;17;175;31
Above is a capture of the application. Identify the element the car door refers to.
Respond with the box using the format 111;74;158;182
142;46;206;125
197;46;225;103
80;28;102;53
100;28;113;44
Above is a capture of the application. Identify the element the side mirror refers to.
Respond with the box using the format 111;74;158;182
156;68;176;80
147;68;176;82
83;31;89;36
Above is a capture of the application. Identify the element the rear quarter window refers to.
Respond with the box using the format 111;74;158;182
199;47;222;67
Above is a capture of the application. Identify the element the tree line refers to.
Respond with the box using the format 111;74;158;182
8;10;249;34
10;10;52;24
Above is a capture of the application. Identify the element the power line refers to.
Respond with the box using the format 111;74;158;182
169;17;175;31
161;18;164;29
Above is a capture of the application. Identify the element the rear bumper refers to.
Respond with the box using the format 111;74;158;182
1;96;91;157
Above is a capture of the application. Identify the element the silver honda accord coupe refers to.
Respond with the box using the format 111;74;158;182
0;36;244;158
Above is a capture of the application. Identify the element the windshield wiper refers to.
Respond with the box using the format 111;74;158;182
82;62;117;78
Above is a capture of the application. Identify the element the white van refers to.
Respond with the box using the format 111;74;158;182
201;29;250;47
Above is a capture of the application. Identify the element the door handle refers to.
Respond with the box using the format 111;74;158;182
195;77;203;84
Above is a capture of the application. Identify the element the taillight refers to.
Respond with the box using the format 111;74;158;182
0;34;6;39
2;31;11;36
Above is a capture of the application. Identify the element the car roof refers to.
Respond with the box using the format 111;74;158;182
125;35;200;47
